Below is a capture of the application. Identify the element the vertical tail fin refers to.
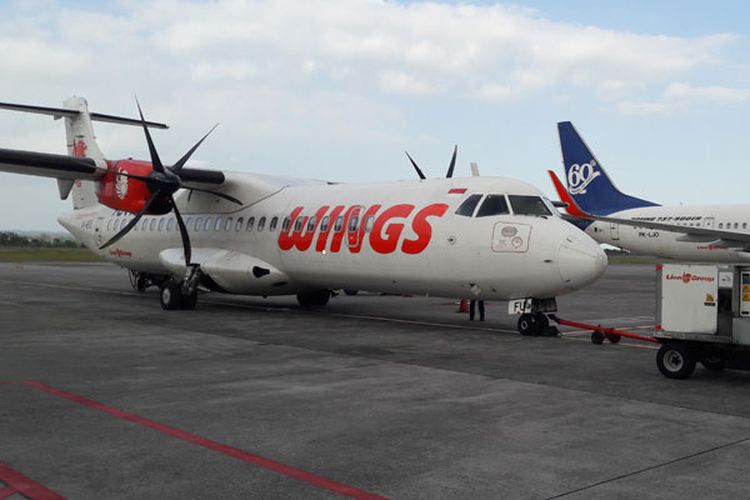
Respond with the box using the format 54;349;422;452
557;121;658;215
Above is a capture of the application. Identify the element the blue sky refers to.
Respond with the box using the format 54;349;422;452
1;0;749;230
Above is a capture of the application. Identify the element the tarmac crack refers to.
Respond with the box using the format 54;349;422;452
545;434;750;499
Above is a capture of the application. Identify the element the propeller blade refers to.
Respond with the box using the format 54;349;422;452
171;123;219;173
405;151;426;180
99;192;159;250
189;187;243;205
135;97;164;173
170;196;192;266
445;144;457;178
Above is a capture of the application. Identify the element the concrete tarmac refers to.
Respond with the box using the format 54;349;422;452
1;262;750;499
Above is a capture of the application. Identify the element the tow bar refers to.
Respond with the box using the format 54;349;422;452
549;315;658;345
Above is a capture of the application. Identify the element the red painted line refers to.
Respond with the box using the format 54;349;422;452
448;188;466;194
8;381;386;499
0;463;63;500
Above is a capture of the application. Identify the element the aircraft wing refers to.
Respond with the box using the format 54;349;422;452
547;169;750;247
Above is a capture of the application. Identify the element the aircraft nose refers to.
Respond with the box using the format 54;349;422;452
557;234;607;290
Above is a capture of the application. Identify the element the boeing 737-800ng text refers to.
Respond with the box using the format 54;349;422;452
550;121;750;263
0;97;607;334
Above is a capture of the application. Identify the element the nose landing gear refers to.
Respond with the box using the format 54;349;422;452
517;312;558;336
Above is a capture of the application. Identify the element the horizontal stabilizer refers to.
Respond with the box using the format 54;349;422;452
0;101;168;129
0;148;100;180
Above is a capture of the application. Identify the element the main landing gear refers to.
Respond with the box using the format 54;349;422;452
159;265;202;311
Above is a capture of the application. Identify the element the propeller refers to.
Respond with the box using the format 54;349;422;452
404;145;458;179
99;98;238;266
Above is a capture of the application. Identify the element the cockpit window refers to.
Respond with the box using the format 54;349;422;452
476;194;509;217
509;195;552;216
455;194;482;217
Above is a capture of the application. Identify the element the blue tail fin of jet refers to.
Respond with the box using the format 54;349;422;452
557;121;658;215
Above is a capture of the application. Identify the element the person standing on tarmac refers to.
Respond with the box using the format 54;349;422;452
469;299;485;321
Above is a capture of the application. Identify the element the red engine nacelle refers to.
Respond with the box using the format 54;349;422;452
97;160;165;214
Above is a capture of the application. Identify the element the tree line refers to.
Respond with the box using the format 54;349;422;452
0;231;82;248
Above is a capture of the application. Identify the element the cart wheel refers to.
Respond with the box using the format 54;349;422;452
591;331;605;345
656;343;697;379
517;313;539;336
606;334;621;344
700;355;725;372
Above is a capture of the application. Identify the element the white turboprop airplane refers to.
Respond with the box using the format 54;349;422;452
550;121;750;263
0;97;607;335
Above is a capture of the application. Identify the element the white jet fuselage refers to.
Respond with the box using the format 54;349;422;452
584;205;750;263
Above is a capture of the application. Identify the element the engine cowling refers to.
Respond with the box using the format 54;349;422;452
97;160;170;214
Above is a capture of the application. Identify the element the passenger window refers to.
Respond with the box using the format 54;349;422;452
204;218;212;231
158;218;166;231
508;195;551;216
334;216;344;232
214;217;223;231
225;217;233;231
270;217;278;232
150;219;157;231
195;217;203;230
247;217;255;231
735;222;739;229
185;217;192;230
282;217;291;231
141;218;149;231
235;217;244;231
476;195;510;217
294;218;304;232
365;215;375;233
455;194;482;217
307;217;316;232
320;216;330;232
258;216;266;231
744;223;748;230
719;223;723;229
349;215;359;232
167;218;175;231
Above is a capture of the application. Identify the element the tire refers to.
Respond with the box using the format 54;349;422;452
591;331;605;345
344;289;359;296
606;334;621;344
160;280;182;310
656;343;697;379
297;289;331;307
517;313;539;336
136;275;148;293
180;290;198;310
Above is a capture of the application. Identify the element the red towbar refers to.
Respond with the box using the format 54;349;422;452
549;315;658;345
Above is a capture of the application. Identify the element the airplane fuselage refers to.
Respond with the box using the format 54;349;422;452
60;175;607;301
585;204;750;262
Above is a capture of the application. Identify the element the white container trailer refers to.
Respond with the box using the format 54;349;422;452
655;264;750;378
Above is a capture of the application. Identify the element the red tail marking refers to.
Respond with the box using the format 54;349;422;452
548;170;587;218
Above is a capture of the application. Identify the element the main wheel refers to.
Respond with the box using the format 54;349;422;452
160;280;183;310
136;275;148;293
297;289;331;307
517;313;540;336
656;343;697;379
344;289;359;296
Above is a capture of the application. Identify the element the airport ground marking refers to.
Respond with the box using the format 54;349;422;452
0;462;64;500
2;381;387;500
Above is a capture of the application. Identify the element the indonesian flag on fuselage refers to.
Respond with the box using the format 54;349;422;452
447;188;467;196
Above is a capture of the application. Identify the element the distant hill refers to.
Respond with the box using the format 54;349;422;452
0;230;81;248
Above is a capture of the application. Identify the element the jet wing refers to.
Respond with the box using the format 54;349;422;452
547;169;750;247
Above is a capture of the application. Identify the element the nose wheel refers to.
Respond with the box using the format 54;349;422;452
517;312;550;336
